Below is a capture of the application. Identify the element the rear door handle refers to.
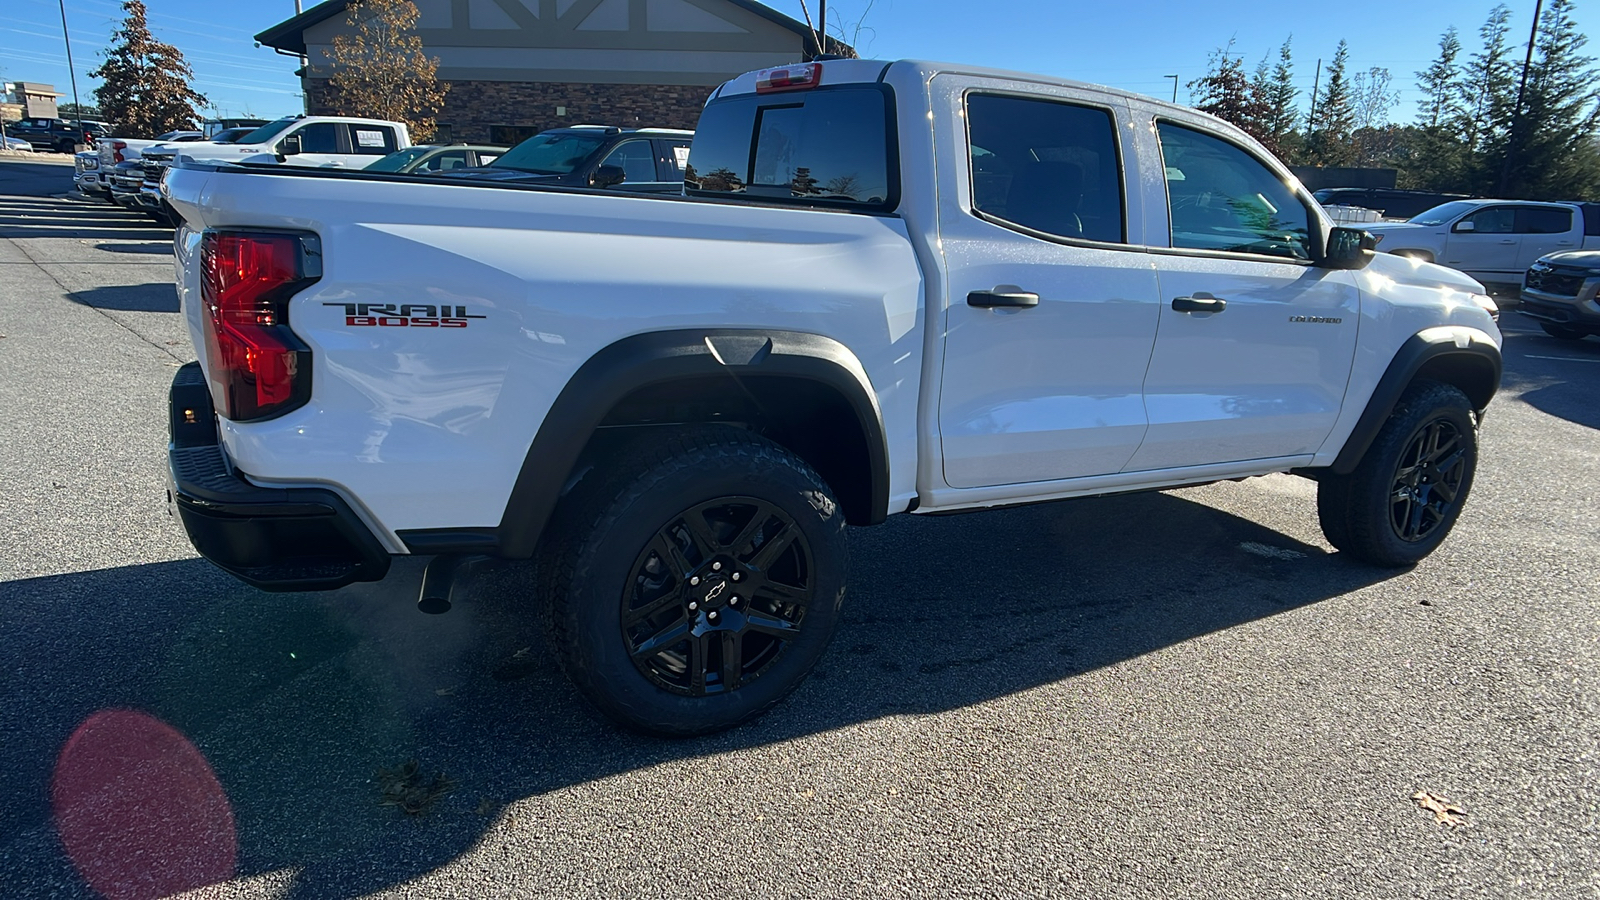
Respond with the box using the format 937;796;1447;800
1172;294;1227;313
967;288;1040;308
1498;239;1516;245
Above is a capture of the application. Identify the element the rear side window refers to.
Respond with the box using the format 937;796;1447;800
1584;204;1600;237
1517;206;1573;234
966;93;1124;244
686;85;895;209
349;125;398;155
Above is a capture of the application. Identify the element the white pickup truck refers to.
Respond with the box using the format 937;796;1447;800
163;59;1503;736
1363;199;1600;292
171;115;411;169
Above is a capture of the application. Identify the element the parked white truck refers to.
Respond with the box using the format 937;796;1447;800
1363;199;1600;293
163;59;1502;736
171;115;411;169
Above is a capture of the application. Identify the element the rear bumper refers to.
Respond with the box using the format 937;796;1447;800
167;362;392;591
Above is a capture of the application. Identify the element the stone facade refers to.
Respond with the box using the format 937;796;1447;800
306;78;713;144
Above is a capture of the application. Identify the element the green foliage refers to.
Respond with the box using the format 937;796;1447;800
1189;42;1275;153
1306;41;1356;166
88;1;206;137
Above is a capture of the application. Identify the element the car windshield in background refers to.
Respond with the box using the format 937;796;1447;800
364;146;434;172
210;128;255;144
236;119;296;145
491;133;606;174
1409;201;1479;225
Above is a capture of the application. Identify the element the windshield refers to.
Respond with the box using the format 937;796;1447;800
364;146;435;172
235;118;297;146
490;132;607;175
211;128;253;144
1409;201;1480;226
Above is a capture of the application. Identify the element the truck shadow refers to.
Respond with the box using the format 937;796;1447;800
0;492;1393;898
1500;328;1600;430
66;282;179;313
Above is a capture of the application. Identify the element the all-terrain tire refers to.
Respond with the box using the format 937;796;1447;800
1317;381;1478;567
542;426;847;737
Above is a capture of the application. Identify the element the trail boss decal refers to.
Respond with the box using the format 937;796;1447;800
325;303;486;328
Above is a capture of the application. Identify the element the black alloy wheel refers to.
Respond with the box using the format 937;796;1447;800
543;426;847;736
623;498;813;697
1388;417;1468;543
1317;381;1478;567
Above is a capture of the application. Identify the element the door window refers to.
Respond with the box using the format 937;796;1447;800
416;150;470;172
600;140;659;182
1156;122;1313;261
663;140;692;176
965;93;1124;244
1457;206;1515;234
1516;206;1573;234
349;125;397;155
291;123;340;154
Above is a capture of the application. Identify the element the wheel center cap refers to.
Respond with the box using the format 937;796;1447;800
699;575;731;609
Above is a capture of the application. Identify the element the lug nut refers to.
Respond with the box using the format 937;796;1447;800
690;576;700;586
712;561;723;571
708;611;719;621
731;572;742;582
730;596;740;606
689;601;698;611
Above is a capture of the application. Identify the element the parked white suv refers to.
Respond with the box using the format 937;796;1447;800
163;59;1502;737
173;115;412;169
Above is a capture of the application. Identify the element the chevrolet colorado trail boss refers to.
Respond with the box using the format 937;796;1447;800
163;60;1503;736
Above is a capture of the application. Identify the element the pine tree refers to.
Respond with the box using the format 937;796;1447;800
1454;4;1516;160
1410;28;1470;190
88;1;206;137
1499;0;1600;198
316;0;449;139
1306;40;1356;166
1262;38;1303;162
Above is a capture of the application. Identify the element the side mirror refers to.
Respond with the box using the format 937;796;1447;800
1317;226;1377;270
278;133;302;158
1453;219;1475;233
590;164;626;189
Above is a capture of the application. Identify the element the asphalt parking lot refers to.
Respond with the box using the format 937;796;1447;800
2;155;1598;899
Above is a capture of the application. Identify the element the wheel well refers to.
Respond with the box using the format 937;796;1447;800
1413;353;1498;410
581;374;878;526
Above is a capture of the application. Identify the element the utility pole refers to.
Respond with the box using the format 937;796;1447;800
1499;0;1544;195
1307;58;1322;130
1165;74;1179;104
58;0;84;136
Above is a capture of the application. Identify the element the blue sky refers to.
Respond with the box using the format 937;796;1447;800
2;0;1589;121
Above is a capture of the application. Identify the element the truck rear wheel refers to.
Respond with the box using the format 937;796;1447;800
543;426;847;736
1317;382;1478;567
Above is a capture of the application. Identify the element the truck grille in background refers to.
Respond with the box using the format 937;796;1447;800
1525;265;1587;298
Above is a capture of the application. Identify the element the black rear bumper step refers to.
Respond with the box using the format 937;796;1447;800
167;362;391;591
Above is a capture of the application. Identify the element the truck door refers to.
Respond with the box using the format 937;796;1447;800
1516;205;1580;266
935;81;1163;488
1443;205;1523;280
1129;120;1359;472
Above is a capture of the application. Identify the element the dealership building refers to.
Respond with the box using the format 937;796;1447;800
255;0;842;144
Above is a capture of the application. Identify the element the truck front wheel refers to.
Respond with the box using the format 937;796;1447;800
1317;382;1478;566
543;426;847;736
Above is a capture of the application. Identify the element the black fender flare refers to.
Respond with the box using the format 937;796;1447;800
399;329;890;558
1330;327;1502;476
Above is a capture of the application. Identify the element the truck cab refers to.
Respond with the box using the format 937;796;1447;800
175;116;412;169
1365;199;1600;292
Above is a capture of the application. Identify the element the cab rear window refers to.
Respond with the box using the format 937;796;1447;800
685;85;896;210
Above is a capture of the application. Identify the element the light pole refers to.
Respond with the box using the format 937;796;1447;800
58;0;84;132
1165;74;1179;104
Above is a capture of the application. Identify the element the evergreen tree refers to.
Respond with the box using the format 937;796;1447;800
1306;40;1356;166
1454;3;1516;161
317;0;449;139
1411;28;1470;190
1264;38;1303;162
1500;0;1600;198
88;1;206;137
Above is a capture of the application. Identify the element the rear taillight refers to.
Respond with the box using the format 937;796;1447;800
111;140;126;163
756;62;822;93
199;231;321;421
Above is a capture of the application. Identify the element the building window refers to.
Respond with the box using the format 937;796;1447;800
490;125;540;147
431;123;453;143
